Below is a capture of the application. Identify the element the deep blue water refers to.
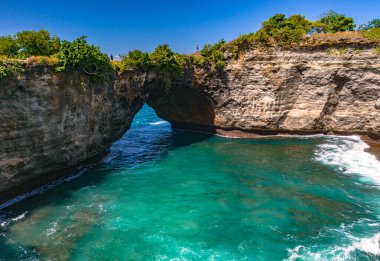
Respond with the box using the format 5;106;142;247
1;105;380;260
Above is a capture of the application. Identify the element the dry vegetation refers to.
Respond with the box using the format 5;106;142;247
300;31;377;48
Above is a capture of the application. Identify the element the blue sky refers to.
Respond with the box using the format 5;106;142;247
1;0;380;55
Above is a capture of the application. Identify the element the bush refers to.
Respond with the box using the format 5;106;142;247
56;36;112;81
229;34;255;56
150;44;183;89
0;59;24;79
362;28;380;41
150;44;183;76
313;10;355;33
192;39;226;69
259;14;313;45
191;54;207;67
227;33;272;56
359;19;380;31
0;30;61;58
173;53;190;68
0;36;18;57
120;50;151;71
252;30;271;44
16;30;60;58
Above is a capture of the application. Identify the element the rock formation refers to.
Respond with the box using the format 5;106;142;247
148;48;380;139
1;46;380;202
0;64;158;201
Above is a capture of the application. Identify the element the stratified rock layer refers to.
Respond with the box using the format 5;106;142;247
0;65;157;200
1;47;380;202
148;49;380;138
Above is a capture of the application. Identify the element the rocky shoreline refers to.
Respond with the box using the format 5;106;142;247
172;122;380;159
361;136;380;161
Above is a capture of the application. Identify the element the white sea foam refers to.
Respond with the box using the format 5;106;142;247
314;135;380;185
352;233;380;255
149;121;168;126
286;233;380;260
287;245;303;261
11;212;27;221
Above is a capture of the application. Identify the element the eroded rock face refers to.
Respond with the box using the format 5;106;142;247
1;48;380;201
148;49;380;138
0;65;158;200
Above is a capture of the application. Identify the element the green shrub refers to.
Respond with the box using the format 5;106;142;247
150;44;183;76
0;30;61;58
228;34;256;57
252;30;271;44
313;10;355;33
16;30;60;58
359;19;380;30
0;36;19;57
191;54;207;67
174;53;190;68
56;36;112;81
150;44;183;89
120;50;151;71
362;28;380;41
192;39;226;69
259;14;313;45
0;59;24;79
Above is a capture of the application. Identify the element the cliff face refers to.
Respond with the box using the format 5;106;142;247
0;65;158;200
148;48;380;138
1;47;380;202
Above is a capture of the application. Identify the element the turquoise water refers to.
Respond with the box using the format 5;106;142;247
1;105;380;260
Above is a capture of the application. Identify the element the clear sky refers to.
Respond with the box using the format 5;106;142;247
1;0;380;55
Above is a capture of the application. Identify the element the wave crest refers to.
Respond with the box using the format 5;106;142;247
314;136;380;185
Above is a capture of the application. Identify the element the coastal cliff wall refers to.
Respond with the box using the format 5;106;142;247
148;48;380;138
0;65;157;200
1;47;380;202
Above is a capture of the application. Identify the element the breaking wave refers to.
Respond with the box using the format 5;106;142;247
287;232;380;261
286;136;380;260
149;121;168;126
314;135;380;185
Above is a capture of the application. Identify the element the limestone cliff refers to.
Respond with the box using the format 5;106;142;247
0;64;157;201
1;46;380;202
148;48;380;138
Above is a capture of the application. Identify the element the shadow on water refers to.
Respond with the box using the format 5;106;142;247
0;105;212;215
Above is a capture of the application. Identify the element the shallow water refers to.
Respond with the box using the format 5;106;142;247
1;105;380;260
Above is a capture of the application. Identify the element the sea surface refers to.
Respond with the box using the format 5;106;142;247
1;105;380;260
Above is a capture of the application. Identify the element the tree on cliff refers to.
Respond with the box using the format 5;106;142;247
313;10;355;33
16;30;61;57
257;14;313;44
0;30;60;58
150;44;184;90
56;36;112;81
120;50;151;71
0;36;19;57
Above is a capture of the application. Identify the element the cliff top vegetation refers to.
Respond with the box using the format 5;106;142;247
1;10;380;82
